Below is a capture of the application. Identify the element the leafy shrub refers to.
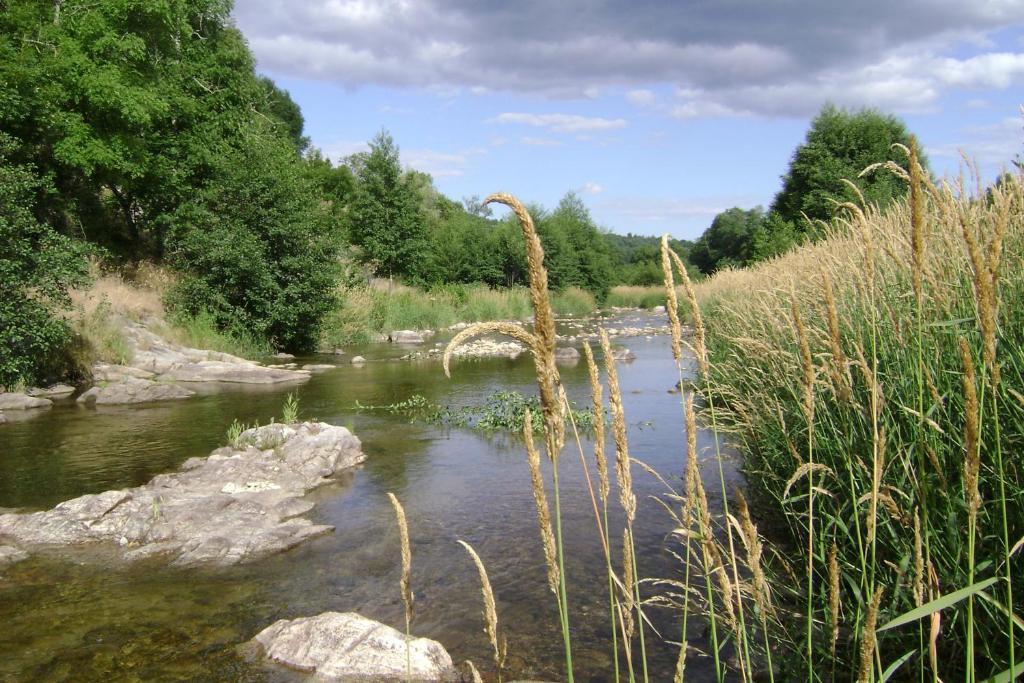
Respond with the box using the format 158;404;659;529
0;133;89;388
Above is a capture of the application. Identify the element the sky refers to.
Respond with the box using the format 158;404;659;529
232;0;1024;240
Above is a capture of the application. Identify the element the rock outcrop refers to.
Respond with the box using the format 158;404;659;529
250;612;455;681
0;422;364;567
0;393;52;411
0;545;27;570
26;384;75;398
110;322;310;385
77;377;195;405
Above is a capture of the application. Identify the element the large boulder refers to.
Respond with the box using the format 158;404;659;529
554;347;580;363
77;377;194;405
0;393;52;410
0;422;365;567
251;612;455;682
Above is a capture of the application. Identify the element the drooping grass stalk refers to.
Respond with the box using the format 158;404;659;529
386;492;414;683
458;540;507;682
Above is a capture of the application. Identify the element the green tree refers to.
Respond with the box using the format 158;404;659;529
543;192;615;299
166;127;340;352
689;206;765;274
0;133;89;387
771;104;926;230
348;131;427;280
258;76;308;152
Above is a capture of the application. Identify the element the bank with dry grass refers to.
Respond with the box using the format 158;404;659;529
686;159;1023;680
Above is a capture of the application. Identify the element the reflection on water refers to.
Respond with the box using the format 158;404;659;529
0;321;742;681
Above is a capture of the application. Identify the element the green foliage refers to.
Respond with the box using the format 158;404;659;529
348;131;428;279
73;300;132;365
551;287;597;317
771;104;925;229
166;128;341;352
0;133;89;387
354;390;597;433
280;393;299;424
689;206;765;274
160;309;271;359
605;233;695;285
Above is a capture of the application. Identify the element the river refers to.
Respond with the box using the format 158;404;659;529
0;313;741;681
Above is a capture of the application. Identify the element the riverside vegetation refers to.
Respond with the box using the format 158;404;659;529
378;163;1021;683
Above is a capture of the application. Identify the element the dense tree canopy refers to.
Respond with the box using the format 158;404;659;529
690;104;928;274
771;105;925;228
689;207;764;274
348;131;428;280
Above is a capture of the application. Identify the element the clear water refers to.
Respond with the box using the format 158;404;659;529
0;316;741;681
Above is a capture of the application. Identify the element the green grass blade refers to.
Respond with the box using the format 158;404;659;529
881;650;916;682
878;577;999;633
980;661;1024;683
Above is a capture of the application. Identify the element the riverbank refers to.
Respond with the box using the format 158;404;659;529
685;169;1023;678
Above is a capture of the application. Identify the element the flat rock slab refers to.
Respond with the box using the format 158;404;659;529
77;378;195;405
303;364;337;372
0;393;52;410
0;422;364;567
161;361;309;384
26;384;76;398
251;612;455;681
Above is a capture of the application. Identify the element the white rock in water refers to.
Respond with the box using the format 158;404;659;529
251;612;455;681
391;330;430;344
0;422;365;567
350;356;367;365
0;393;52;410
26;384;76;398
77;378;194;405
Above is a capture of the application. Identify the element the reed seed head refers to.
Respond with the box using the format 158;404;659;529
582;342;610;504
669;247;708;378
857;587;885;683
660;234;683;362
959;337;981;521
386;492;414;630
909;135;926;307
828;541;841;656
458;540;505;677
601;328;636;522
523;409;560;596
736;488;772;618
622;527;636;643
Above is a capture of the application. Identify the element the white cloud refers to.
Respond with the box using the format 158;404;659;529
404;147;487;178
626;89;657;106
520;136;563;147
234;0;1024;117
493;112;628;133
928;115;1023;171
580;181;604;194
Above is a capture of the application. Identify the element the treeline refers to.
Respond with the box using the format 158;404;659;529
690;105;928;274
0;0;675;386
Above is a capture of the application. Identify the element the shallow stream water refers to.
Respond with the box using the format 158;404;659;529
0;313;742;681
